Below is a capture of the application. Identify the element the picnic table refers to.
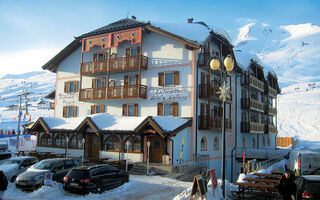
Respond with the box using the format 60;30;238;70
253;173;282;179
243;177;280;185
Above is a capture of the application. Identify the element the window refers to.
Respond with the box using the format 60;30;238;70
93;52;107;62
129;75;136;85
91;104;105;114
55;134;66;147
40;134;52;146
63;106;78;118
200;137;207;151
122;104;138;116
262;136;266;147
92;77;106;88
158;71;179;86
213;137;219;150
103;135;120;151
124;136;141;152
64;81;79;93
126;47;140;57
157;102;178;116
267;137;270;146
252;138;256;148
69;134;81;149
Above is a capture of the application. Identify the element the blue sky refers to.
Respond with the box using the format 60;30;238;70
0;0;319;77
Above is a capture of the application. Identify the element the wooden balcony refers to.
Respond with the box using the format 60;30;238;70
241;122;264;133
242;74;265;91
265;85;277;97
80;55;148;75
79;85;147;101
198;116;232;131
198;53;210;67
265;124;277;134
241;98;265;113
199;84;232;102
109;55;148;72
265;104;277;115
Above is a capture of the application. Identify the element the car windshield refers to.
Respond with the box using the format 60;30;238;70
33;160;57;170
2;160;20;165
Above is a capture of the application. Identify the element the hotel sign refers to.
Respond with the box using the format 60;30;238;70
59;93;78;105
149;87;190;101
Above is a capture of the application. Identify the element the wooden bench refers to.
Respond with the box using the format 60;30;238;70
243;177;280;185
233;181;279;199
231;190;275;199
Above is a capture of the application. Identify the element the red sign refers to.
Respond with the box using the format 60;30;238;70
210;169;218;189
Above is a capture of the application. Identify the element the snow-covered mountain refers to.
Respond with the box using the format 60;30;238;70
233;23;320;87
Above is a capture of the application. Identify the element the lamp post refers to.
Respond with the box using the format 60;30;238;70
147;141;151;175
210;55;234;199
65;136;69;158
81;138;85;165
126;140;131;172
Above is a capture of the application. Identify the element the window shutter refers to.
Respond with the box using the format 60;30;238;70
173;102;178;117
92;79;96;88
91;105;95;114
63;106;67;118
137;46;141;55
134;104;138;116
158;72;164;86
64;82;68;93
75;81;79;92
174;71;179;85
103;52;107;61
206;104;210;117
73;106;77;117
219;107;222;117
157;103;163;116
122;104;127;116
101;105;105;113
124;75;128;86
102;78;106;88
126;48;130;57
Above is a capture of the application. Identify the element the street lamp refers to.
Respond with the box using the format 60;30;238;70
65;136;69;158
147;141;151;175
81;138;85;165
210;54;234;198
126;140;131;172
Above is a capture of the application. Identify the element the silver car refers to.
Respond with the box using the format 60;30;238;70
15;158;80;191
0;156;38;182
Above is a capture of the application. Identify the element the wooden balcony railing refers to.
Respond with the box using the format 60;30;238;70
266;125;277;134
267;85;277;97
241;98;265;113
109;55;148;72
265;104;277;115
199;84;231;102
80;61;107;75
198;116;232;131
241;122;264;133
242;74;264;91
79;85;147;101
198;53;210;67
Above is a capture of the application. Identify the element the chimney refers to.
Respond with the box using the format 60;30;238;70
187;18;193;23
132;16;136;20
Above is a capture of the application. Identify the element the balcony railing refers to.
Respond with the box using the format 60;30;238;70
266;85;277;97
198;53;210;67
265;105;277;115
79;85;147;101
241;98;265;113
242;74;265;91
241;122;265;133
109;55;148;72
265;124;277;134
198;116;232;131
80;55;148;75
199;84;232;102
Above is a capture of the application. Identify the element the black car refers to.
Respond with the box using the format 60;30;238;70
63;164;129;194
295;175;320;200
15;158;80;191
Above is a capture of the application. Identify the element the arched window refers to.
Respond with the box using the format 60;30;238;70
200;137;207;151
213;137;219;150
40;134;52;146
124;136;141;152
263;136;266;147
252;138;256;148
103;135;120;151
69;134;81;149
55;134;66;147
267;137;270;147
242;137;246;148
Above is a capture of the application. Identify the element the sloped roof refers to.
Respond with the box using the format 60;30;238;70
77;18;148;39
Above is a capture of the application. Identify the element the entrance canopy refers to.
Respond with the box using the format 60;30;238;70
31;113;191;136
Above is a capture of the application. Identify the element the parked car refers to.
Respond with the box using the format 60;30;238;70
295;175;320;200
309;168;320;175
286;149;320;176
15;158;80;191
63;164;129;194
0;156;38;182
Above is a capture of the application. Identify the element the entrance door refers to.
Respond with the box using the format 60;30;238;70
149;136;164;163
85;134;100;160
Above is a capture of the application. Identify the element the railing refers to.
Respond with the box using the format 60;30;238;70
267;86;277;97
266;105;277;115
241;122;264;133
198;84;231;102
198;116;210;130
267;125;277;134
198;53;210;67
241;98;264;112
242;74;264;91
79;85;147;101
80;61;107;74
198;116;232;131
181;154;209;168
109;55;148;72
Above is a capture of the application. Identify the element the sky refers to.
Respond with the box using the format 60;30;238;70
0;0;320;78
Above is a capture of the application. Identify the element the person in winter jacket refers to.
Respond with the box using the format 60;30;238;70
0;170;8;200
278;172;296;200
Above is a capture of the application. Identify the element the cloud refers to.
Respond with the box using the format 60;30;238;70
0;48;60;78
235;18;257;25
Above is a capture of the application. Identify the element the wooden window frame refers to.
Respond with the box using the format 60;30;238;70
158;71;179;87
54;134;66;148
103;135;120;152
157;102;178;117
40;133;52;147
92;77;106;88
91;104;105;114
63;106;78;118
93;52;108;62
64;81;79;93
69;134;81;149
122;103;138;116
124;136;141;153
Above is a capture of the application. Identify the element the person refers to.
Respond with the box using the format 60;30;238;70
0;170;8;200
278;171;295;200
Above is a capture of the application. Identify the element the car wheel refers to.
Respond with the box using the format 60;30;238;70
95;184;103;194
10;176;17;182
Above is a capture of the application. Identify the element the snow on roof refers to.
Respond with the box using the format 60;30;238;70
234;50;262;70
90;113;147;131
43;117;86;130
150;21;211;44
151;116;189;132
